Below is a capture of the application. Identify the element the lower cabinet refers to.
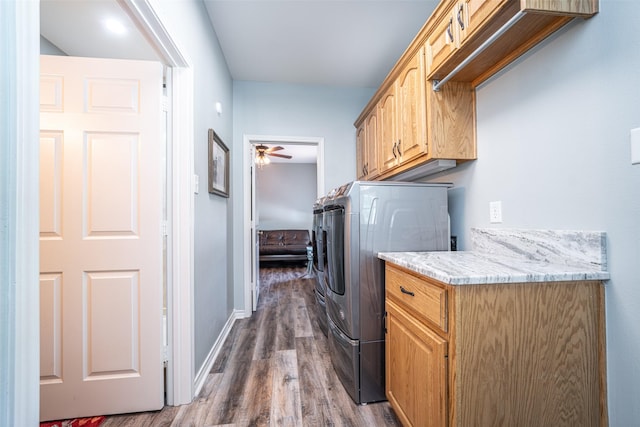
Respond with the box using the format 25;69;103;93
385;263;607;427
386;300;447;427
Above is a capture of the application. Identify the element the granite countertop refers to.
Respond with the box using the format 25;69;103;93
378;228;611;285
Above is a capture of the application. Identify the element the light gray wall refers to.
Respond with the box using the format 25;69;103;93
231;81;374;310
423;1;640;424
150;0;234;373
40;36;66;55
256;163;316;231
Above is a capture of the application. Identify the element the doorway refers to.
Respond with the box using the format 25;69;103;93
243;135;325;314
6;2;195;424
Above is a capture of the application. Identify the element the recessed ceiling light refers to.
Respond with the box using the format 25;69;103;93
104;18;127;35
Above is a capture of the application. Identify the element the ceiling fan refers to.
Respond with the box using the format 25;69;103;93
255;144;292;166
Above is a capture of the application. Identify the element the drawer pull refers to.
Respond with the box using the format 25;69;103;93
400;286;415;297
446;18;454;43
457;4;465;30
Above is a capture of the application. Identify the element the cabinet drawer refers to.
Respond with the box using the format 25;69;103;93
386;264;448;333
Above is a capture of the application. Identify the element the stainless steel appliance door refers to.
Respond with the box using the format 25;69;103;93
327;316;360;404
324;203;360;340
312;210;325;297
312;209;324;273
323;207;345;296
314;288;328;336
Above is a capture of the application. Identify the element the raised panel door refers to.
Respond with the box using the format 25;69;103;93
365;109;379;179
397;48;427;163
386;300;448;427
378;86;399;173
40;55;164;421
356;123;367;180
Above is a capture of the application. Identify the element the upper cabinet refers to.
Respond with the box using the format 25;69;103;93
396;48;427;167
427;0;508;77
378;49;428;176
428;0;598;86
378;84;398;173
356;123;367;180
355;0;598;181
356;109;380;180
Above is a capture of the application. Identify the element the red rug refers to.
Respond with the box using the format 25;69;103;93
40;416;106;427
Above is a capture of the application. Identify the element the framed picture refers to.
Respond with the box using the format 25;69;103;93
208;129;229;197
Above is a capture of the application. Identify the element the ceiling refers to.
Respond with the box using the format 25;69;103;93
40;0;163;62
202;0;439;88
40;0;439;87
40;0;440;163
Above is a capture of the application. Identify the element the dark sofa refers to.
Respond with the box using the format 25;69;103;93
258;229;311;263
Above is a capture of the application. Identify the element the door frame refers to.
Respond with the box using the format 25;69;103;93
3;1;41;424
242;135;325;315
103;0;197;407
8;1;195;422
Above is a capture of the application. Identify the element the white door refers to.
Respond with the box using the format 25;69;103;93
39;55;164;421
250;144;260;311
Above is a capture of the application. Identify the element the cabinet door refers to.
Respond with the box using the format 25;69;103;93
356;122;367;180
460;0;506;43
378;85;398;173
397;48;427;163
426;4;458;77
386;300;447;427
365;109;379;179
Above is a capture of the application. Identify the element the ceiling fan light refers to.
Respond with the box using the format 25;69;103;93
255;153;270;166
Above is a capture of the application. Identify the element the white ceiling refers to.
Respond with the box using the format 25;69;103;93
202;0;439;88
40;0;439;87
39;0;440;163
40;0;163;62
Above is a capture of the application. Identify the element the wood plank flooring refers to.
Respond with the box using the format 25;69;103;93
101;265;400;427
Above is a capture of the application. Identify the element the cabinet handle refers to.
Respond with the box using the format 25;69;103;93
392;142;398;159
457;4;465;30
383;311;388;333
446;17;454;43
400;286;415;297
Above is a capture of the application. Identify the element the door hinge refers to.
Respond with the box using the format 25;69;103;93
161;221;168;237
162;345;169;367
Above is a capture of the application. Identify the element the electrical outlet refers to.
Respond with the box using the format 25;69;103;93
489;201;502;223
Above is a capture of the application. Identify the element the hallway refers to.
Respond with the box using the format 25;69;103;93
101;265;400;426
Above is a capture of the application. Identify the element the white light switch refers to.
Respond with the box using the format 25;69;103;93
631;128;640;165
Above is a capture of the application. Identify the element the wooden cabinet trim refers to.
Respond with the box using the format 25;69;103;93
384;260;607;426
386;263;449;334
453;280;606;426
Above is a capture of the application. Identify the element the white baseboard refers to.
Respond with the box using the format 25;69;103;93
192;309;244;398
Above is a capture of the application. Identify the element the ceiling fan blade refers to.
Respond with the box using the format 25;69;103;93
268;153;292;159
265;146;284;152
